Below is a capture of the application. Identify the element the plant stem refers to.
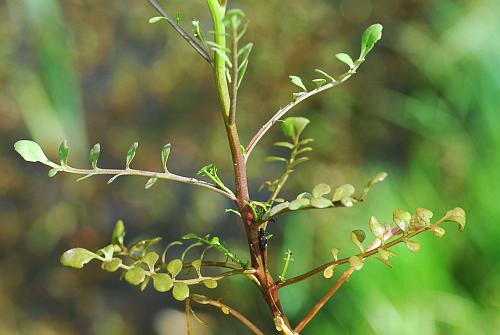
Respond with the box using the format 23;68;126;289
228;16;239;125
191;294;264;335
52;165;236;200
146;0;212;64
207;1;291;331
293;268;354;333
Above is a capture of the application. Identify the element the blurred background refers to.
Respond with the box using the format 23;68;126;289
1;0;499;334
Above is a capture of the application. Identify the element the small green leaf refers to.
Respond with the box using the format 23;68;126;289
48;169;59;177
369;216;385;240
444;207;466;231
263;202;290;220
167;259;183;278
377;248;396;267
310;197;333;209
314;69;336;82
312;183;331;198
405;240;420;253
152;273;173;292
149;16;165;24
296;192;312;200
289;198;310;210
281;117;310;139
140;276;150;291
101;258;122;272
312;78;327;88
61;248;98;269
124;266;146;286
360;23;383;59
289;75;307;92
145;177;158;190
14;140;51;165
58;140;69;166
97;244;114;261
126;142;138;169
393;209;412;232
351;230;366;252
142;252;159;271
349;255;364;270
265;156;287;162
335;53;354;68
368;171;388;186
112;220;126;247
89;143;100;169
172;282;190;301
273;142;294;149
237;58;249;88
323;264;336;279
203;279;218;289
331;248;339;261
161;144;171;172
332;184;355;202
192;259;202;277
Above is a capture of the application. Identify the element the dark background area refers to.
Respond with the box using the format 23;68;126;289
1;0;499;334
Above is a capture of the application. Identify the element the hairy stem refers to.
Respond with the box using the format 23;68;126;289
191;294;264;335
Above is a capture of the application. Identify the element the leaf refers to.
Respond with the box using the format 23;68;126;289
296;192;312;200
263;202;290;220
351;230;366;252
416;208;433;225
310;197;333;209
273;142;294;149
152;273;173;292
237;58;249;88
405;240;420;253
431;226;446;237
360;23;383;59
97;244;114;261
167;259;183;278
89;143;100;169
332;184;355;202
376;248;395;267
172;282;190;301
369;216;385;240
288;198;310;211
142;251;159;271
58;140;69;166
140;276;150;291
444;207;466;231
312;183;331;198
107;174;123;184
289;75;307;92
124;266;146;286
48;169;59;178
335;53;354;68
323;264;336;279
265;156;287;162
331;248;339;261
101;258;122;272
192;259;202;277
281;117;310;139
112;220;126;247
368;171;388;186
14;140;51;165
312;78;327;88
145;177;158;189
126;142;138;169
203;279;218;289
60;248;98;269
314;69;336;82
161;144;171;172
393;209;412;232
349;255;364;270
149;16;166;24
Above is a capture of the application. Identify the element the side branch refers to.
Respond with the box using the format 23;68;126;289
146;0;212;64
56;165;236;200
244;64;362;162
190;294;264;335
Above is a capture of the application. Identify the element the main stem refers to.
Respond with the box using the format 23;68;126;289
207;0;290;332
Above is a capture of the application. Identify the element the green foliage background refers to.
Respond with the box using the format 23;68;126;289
0;0;499;334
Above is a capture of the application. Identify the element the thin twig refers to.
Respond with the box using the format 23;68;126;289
146;0;212;64
244;64;363;162
52;165;236;200
294;268;354;333
185;298;194;335
191;294;264;335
